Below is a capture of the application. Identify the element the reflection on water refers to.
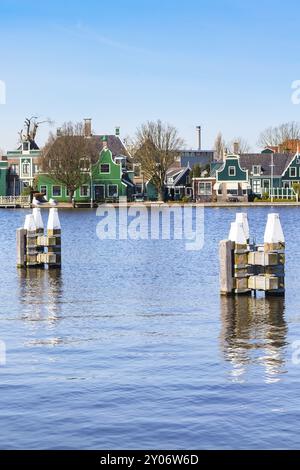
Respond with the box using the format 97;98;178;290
220;295;288;383
18;269;63;325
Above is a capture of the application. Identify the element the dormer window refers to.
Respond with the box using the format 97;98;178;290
252;165;261;176
289;167;297;177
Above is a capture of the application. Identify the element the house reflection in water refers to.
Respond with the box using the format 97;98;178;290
18;269;63;325
220;296;288;383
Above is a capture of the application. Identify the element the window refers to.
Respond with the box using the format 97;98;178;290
33;164;39;174
284;181;291;189
228;166;236;177
107;185;118;197
80;185;89;197
167;177;173;184
52;186;62;197
100;163;110;173
198;182;212;195
22;161;30;176
252;165;261;176
40;185;47;197
133;164;141;177
290;167;297;177
252;179;261;194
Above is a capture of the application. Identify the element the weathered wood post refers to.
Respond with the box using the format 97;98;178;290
47;208;61;268
16;228;26;268
219;239;234;295
263;213;285;296
24;214;38;268
229;221;250;295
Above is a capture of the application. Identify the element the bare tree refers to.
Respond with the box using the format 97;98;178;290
40;122;98;202
134;120;184;201
227;137;251;154
19;116;53;143
214;132;225;160
258;121;300;150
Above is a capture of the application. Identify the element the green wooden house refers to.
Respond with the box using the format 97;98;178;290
0;161;8;196
37;144;134;203
213;154;250;201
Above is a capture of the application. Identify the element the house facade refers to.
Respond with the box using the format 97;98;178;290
166;164;192;200
0;161;9;196
193;177;217;202
37;144;134;203
194;151;296;202
6;140;41;195
213;154;250;202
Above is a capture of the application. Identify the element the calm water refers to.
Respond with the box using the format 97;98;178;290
0;206;300;450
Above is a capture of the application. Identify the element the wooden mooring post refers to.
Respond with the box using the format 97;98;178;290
16;209;62;270
220;212;285;297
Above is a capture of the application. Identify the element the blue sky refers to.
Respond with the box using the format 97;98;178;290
1;0;300;151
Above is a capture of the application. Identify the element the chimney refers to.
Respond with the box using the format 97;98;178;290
84;118;92;137
233;141;240;155
196;126;201;151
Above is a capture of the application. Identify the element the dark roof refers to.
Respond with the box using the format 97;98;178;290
239;153;294;177
93;135;130;158
17;139;39;151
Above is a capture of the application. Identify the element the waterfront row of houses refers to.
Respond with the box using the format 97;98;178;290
0;120;299;203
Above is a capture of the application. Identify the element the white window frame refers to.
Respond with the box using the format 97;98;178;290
100;163;110;174
252;179;261;194
80;185;90;197
252;165;261;176
198;182;212;195
22;160;30;177
52;185;62;197
107;184;118;197
228;166;236;177
289;167;297;177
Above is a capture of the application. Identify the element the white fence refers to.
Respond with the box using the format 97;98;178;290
0;196;31;206
269;188;297;200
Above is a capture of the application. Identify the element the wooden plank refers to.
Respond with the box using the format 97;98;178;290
16;228;26;268
219;240;234;295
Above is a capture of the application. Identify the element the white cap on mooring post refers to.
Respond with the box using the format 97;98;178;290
47;208;61;230
229;222;247;245
236;213;249;241
32;208;44;230
264;213;285;243
24;214;37;231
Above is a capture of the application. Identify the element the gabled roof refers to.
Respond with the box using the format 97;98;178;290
239;153;294;177
92;135;130;158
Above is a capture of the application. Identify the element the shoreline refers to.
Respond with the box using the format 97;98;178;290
1;201;300;210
